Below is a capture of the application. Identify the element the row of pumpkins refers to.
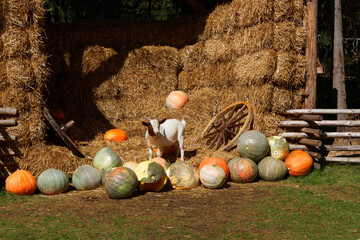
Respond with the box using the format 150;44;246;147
5;130;314;198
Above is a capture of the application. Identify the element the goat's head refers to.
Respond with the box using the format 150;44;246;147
142;117;166;137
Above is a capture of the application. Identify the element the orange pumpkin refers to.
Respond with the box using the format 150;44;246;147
285;150;313;177
199;157;229;180
166;90;189;110
104;129;127;142
5;170;37;195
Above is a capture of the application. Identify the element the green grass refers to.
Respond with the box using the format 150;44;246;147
0;163;359;239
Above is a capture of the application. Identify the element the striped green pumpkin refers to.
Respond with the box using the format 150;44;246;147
105;167;138;198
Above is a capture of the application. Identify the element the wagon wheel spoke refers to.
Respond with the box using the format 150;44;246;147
201;101;253;151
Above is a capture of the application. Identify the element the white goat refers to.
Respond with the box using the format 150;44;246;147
142;117;186;161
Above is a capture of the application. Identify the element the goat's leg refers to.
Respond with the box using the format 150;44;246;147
157;147;163;158
148;148;153;160
178;136;185;161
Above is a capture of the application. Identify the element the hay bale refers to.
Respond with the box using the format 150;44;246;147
201;3;236;39
252;112;287;137
232;0;274;28
233;50;277;85
273;21;296;52
274;0;305;24
233;22;274;56
180;42;205;71
271;52;306;88
203;34;234;63
237;83;274;114
271;85;305;113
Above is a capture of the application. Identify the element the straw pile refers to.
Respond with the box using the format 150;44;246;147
0;0;49;176
1;0;307;176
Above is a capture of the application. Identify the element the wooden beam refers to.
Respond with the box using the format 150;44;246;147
280;132;360;138
305;0;318;109
0;108;17;116
0;119;17;127
289;144;360;151
300;127;323;135
298;138;323;147
279;120;360;128
324;157;360;163
285;109;360;114
298;114;323;121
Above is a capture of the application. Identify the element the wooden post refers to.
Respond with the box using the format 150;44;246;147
305;0;318;109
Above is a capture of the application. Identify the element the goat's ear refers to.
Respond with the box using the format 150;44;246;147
141;121;149;127
159;118;166;124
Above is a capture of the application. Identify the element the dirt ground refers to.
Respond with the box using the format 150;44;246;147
3;180;280;238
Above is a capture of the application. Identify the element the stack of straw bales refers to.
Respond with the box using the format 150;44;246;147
0;1;48;151
179;0;307;134
1;0;307;176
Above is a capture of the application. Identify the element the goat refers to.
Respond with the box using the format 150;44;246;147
142;117;186;161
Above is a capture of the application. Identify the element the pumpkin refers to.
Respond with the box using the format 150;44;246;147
93;147;122;171
104;129;127;142
165;90;189;110
227;157;258;183
258;156;288;181
237;130;269;162
200;164;227;189
123;161;138;171
151;157;170;170
285;150;313;177
199;157;229;180
166;161;199;189
268;136;290;160
134;161;167;192
72;164;102;190
105;167;138;199
5;170;37;195
37;169;69;195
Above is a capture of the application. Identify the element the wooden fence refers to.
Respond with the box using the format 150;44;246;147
279;109;360;167
0;108;18;179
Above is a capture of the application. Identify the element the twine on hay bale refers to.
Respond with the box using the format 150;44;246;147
233;22;274;56
233;50;277;85
232;0;274;28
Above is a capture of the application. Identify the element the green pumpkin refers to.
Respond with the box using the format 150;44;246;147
268;136;290;161
72;164;102;190
258;156;288;181
105;167;138;199
93;147;122;171
227;157;258;183
37;168;69;195
237;130;269;162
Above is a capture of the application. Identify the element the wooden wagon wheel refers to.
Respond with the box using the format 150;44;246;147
201;101;253;152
